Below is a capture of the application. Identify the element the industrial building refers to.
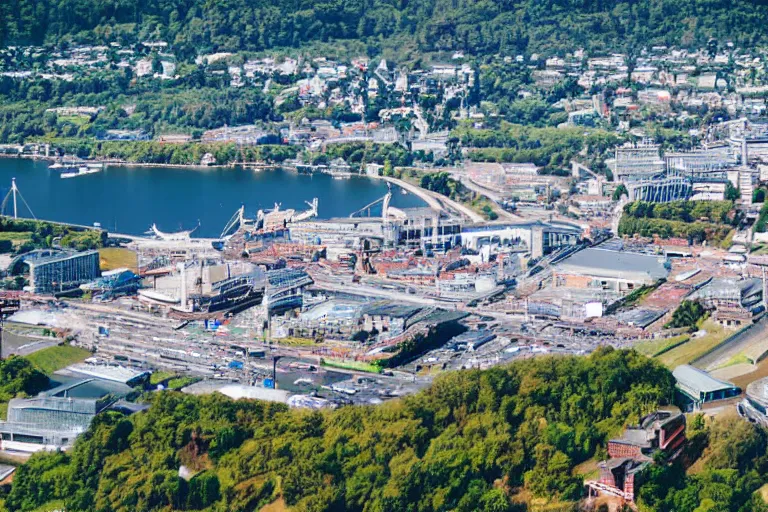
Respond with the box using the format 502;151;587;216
447;329;495;351
65;363;150;386
264;268;314;312
15;249;101;294
553;248;669;294
137;258;312;317
606;410;686;461
613;139;748;204
673;365;741;410
625;174;691;202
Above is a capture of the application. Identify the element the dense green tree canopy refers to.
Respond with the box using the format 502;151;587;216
2;0;768;57
6;348;676;511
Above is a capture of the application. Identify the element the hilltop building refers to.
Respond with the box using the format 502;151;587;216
586;409;685;503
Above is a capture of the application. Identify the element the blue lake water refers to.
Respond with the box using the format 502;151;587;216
0;158;424;238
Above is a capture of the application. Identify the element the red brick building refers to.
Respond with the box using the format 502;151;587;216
586;409;685;503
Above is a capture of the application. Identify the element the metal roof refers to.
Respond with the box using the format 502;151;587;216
673;365;738;395
690;277;762;301
362;302;423;318
556;248;669;281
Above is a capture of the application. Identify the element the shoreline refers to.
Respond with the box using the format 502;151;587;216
0;153;263;170
0;152;390;177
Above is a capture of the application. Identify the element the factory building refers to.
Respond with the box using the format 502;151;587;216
15;249;101;294
614;143;665;180
264;268;314;312
625;174;691;203
396;208;462;251
606;410;686;461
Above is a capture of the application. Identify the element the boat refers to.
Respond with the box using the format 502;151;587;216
61;166;101;179
49;162;64;169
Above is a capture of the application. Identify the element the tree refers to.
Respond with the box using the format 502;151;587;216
6;349;678;511
666;300;706;329
613;184;628;201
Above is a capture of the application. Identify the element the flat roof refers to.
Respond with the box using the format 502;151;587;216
556;248;669;281
462;220;582;234
362;302;423;318
673;365;739;395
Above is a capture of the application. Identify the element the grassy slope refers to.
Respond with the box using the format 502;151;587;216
656;320;728;368
633;334;691;358
25;345;91;375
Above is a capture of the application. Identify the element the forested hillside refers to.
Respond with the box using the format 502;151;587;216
2;0;767;58
6;348;676;511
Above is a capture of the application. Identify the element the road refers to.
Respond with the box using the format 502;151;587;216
379;174;486;223
445;169;522;221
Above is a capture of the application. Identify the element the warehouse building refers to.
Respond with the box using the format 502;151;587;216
673;365;741;410
553;248;669;294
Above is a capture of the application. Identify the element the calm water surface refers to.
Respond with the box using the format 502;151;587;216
0;158;424;237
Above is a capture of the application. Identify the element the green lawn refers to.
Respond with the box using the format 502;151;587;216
711;353;752;371
0;231;33;241
98;247;138;272
634;334;691;357
25;345;91;374
656;321;729;369
167;376;199;390
321;358;382;374
149;370;176;386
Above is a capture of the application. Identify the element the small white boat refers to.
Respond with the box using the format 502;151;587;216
49;162;64;169
61;166;102;179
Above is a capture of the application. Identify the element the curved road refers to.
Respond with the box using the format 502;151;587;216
378;175;485;223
